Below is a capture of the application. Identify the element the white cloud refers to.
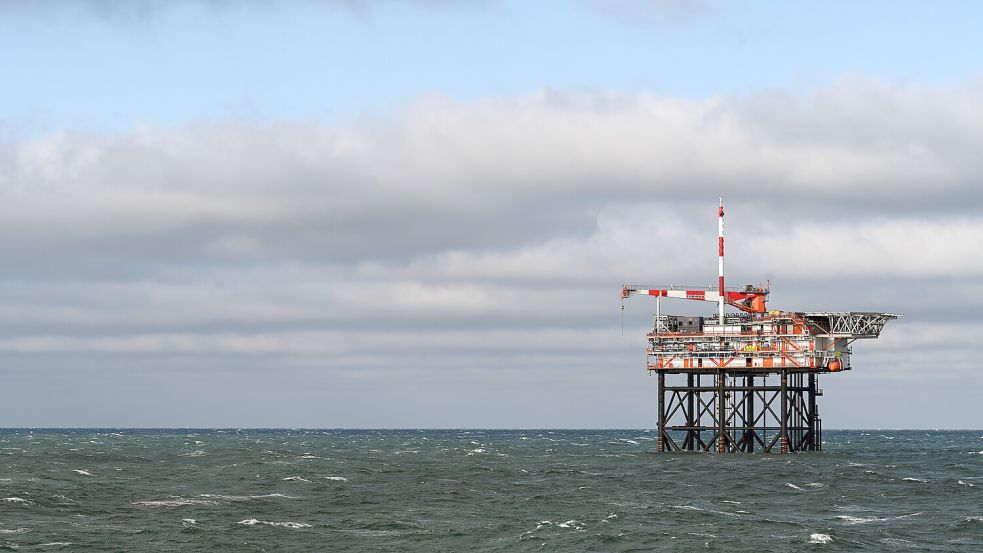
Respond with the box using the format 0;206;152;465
1;79;981;426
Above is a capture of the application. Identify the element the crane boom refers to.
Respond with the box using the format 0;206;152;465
622;284;769;313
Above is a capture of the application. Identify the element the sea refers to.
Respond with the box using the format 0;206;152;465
0;429;981;551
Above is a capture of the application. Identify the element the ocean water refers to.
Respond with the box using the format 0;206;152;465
0;429;981;551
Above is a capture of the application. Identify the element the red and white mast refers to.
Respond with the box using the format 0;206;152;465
718;198;725;323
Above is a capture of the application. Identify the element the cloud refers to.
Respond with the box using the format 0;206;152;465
1;78;981;426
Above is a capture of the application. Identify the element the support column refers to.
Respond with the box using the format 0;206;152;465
658;371;666;452
808;373;817;451
695;374;703;450
718;370;727;453
746;375;755;453
686;373;695;451
780;369;789;453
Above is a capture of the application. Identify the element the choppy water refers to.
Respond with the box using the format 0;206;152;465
1;429;981;551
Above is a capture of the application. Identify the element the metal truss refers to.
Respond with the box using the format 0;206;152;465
800;312;899;338
655;369;821;453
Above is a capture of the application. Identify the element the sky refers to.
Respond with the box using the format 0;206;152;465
1;0;982;428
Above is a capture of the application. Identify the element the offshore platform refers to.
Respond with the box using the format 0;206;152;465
622;201;897;453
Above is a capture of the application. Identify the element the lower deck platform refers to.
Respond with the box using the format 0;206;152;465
654;369;821;453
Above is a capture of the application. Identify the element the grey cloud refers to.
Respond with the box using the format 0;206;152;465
1;80;982;426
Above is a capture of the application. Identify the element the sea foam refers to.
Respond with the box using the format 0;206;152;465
133;498;217;507
808;533;832;544
237;519;312;529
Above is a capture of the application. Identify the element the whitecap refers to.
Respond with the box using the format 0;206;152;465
805;483;824;488
180;450;206;457
0;528;30;535
557;519;585;530
837;512;920;525
902;477;927;483
671;504;702;511
2;497;29;504
322;476;348;482
785;482;805;491
237;518;312;528
73;469;92;476
958;480;975;487
38;543;71;547
182;518;197;526
283;476;311;483
198;493;298;501
621;439;640;445
133;498;218;507
606;513;618;519
880;537;916;547
722;500;741;505
837;515;883;525
808;533;832;544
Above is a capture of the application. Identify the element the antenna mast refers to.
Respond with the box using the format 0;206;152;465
718;198;725;323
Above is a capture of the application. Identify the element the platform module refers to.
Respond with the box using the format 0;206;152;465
621;201;897;453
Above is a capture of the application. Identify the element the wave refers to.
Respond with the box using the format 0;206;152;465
237;518;312;529
838;515;881;525
671;504;702;511
880;537;916;547
133;498;218;507
808;533;832;544
837;512;922;525
199;493;298;501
